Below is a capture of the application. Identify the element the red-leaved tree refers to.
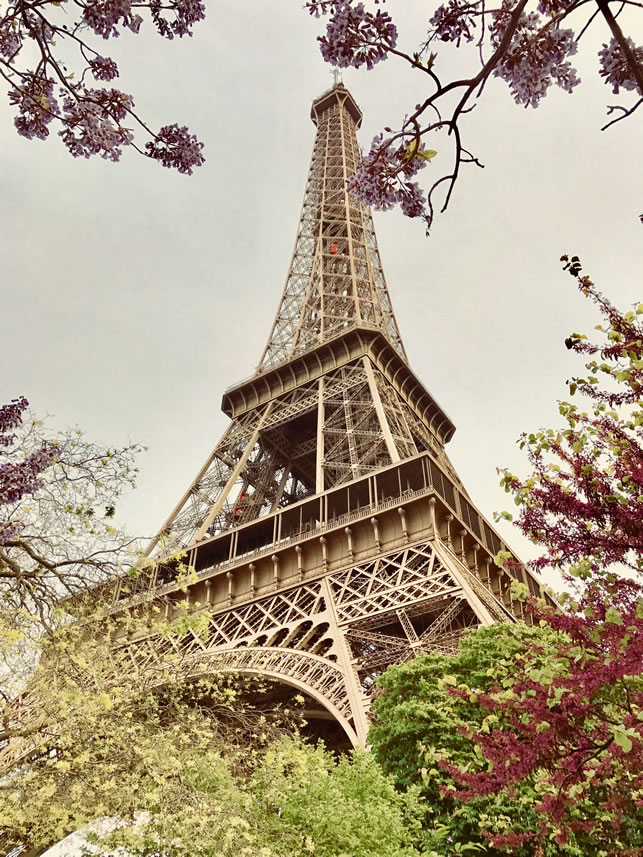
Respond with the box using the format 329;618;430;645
439;260;643;853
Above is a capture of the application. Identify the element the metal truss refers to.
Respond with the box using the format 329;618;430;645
0;527;516;775
145;539;509;747
258;87;406;372
146;356;450;555
327;543;459;625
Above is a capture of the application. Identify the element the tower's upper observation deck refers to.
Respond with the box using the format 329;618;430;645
311;84;363;128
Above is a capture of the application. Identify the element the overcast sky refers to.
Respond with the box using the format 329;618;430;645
2;1;641;585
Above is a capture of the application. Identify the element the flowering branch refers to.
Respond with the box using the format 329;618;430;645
1;398;145;652
307;0;642;231
1;0;206;171
497;257;643;579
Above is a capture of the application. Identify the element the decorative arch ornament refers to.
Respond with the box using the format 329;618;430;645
186;646;359;746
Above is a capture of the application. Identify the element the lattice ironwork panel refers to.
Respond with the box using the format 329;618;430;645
345;596;481;695
204;583;326;647
328;543;461;625
322;363;394;487
456;555;515;623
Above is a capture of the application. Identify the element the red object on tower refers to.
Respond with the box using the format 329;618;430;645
234;492;248;517
330;243;338;254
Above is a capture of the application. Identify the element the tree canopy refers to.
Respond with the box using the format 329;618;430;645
369;620;643;856
1;610;423;856
448;265;642;852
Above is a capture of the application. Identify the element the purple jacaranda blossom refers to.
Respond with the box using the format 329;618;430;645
150;0;205;38
0;398;28;445
145;123;205;174
60;89;134;160
318;1;397;70
0;397;59;546
10;75;59;139
0;446;58;506
0;20;22;60
89;56;120;81
491;2;580;107
348;133;429;219
82;0;142;39
430;0;477;46
598;37;643;93
399;181;426;218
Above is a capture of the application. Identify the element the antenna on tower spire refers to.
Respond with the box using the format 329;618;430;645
331;68;343;87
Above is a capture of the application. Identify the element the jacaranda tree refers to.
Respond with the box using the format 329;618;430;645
1;0;205;171
0;396;142;685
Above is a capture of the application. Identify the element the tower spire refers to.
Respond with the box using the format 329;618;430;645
258;84;406;373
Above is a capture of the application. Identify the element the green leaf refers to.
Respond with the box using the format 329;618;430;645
494;550;512;568
613;731;633;753
418;148;438;161
404;140;437;162
605;607;623;625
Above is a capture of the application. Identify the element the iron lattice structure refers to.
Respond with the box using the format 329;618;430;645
258;88;405;370
133;84;543;746
2;85;544;761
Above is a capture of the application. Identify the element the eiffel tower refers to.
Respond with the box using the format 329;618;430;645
121;82;542;748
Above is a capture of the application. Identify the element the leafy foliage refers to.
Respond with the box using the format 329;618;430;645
101;736;423;857
1;609;422;857
439;265;643;853
368;622;630;856
0;607;303;853
240;739;422;857
307;1;642;230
